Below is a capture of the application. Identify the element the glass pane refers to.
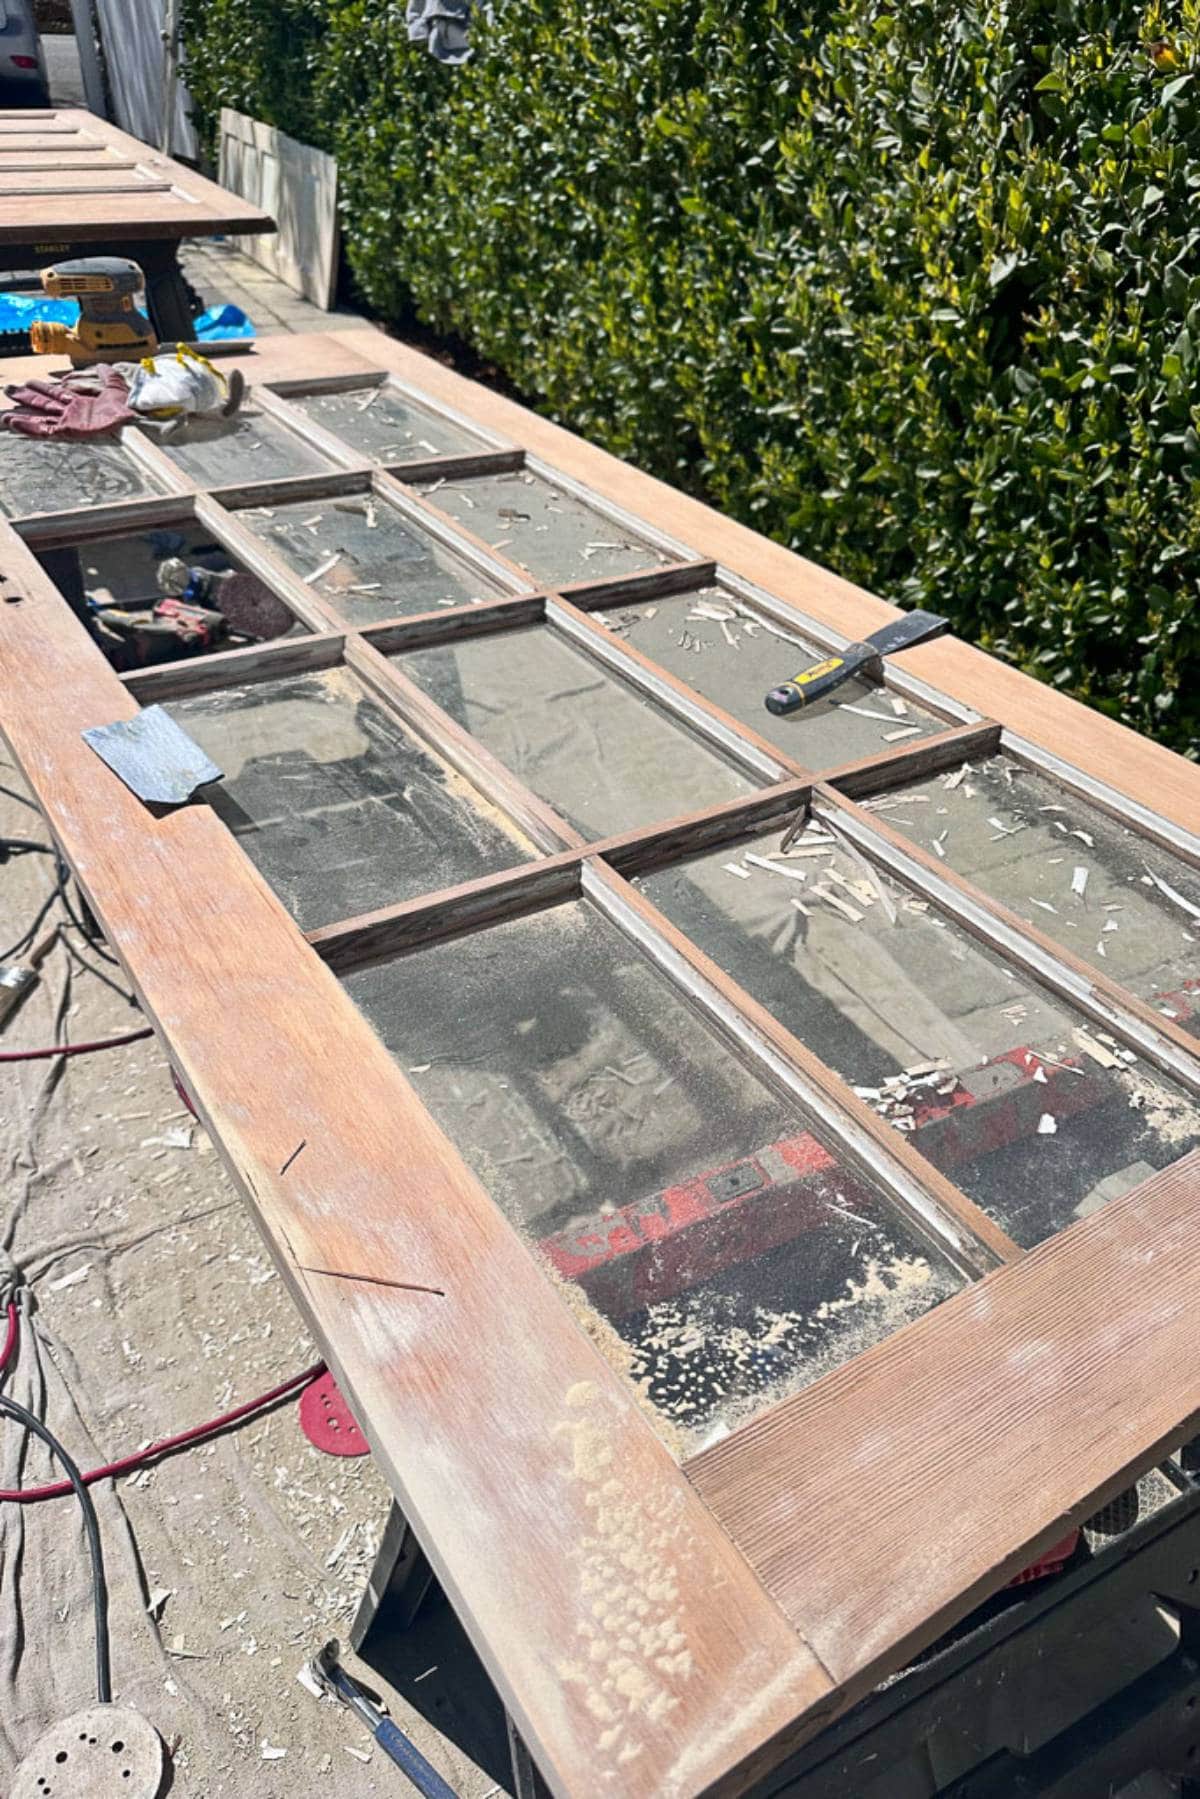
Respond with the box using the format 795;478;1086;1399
598;588;943;766
641;822;1200;1248
166;666;534;930
289;384;486;461
882;754;1200;1038
399;625;756;838
154;406;331;487
237;491;510;624
415;468;680;584
36;522;305;674
0;434;154;517
345;901;963;1448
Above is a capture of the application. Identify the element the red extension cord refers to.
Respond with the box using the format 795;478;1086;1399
0;1301;324;1503
0;1027;154;1064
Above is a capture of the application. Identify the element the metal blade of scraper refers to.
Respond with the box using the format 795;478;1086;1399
764;608;949;715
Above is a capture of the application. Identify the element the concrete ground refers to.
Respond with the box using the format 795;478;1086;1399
0;59;507;1799
0;768;507;1795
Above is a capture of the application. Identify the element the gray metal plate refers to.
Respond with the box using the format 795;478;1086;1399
12;1704;165;1799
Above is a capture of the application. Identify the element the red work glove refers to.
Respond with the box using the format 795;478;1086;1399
1;366;135;440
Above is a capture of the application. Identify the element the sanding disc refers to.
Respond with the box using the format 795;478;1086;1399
12;1705;166;1799
299;1369;369;1456
214;571;294;642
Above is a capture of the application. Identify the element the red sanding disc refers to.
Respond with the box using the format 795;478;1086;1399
299;1370;369;1457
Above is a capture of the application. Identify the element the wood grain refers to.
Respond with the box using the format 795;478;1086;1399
0;109;274;242
119;630;345;704
0;526;835;1799
822;721;1002;797
336;330;1200;835
308;778;813;973
688;1149;1200;1684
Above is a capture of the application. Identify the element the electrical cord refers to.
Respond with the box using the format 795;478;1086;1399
0;1027;154;1064
0;1300;324;1501
0;1393;112;1705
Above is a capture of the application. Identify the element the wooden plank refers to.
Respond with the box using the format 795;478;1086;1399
15;492;195;548
0;485;832;1799
561;560;717;606
688;1150;1200;1683
360;591;547;656
119;630;346;704
344;634;585;855
335;330;1200;836
584;862;1019;1275
0;109;275;243
309;778;813;972
308;854;584;971
822;721;1003;797
219;108;339;307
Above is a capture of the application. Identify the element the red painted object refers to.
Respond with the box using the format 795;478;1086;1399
1007;1531;1080;1586
299;1369;370;1457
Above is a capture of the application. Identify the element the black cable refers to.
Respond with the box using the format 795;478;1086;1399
0;838;54;860
59;932;138;1009
0;783;38;813
55;855;121;968
0;879;61;964
0;1392;112;1706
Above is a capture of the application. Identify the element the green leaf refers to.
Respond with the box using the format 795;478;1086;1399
1033;71;1068;93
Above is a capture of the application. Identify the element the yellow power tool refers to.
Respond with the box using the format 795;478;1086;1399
31;256;158;363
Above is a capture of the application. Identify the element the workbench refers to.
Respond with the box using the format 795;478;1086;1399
0;109;274;340
0;325;1198;1796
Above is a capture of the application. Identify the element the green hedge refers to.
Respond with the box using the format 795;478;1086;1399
181;0;1200;754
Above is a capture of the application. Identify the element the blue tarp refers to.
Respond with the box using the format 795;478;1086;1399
0;294;256;339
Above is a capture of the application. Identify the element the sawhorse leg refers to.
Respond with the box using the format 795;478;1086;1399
350;1498;437;1651
506;1715;554;1799
136;240;198;345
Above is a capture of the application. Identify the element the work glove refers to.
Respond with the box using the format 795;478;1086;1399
0;366;136;440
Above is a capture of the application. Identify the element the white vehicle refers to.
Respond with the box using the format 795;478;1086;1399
0;0;49;107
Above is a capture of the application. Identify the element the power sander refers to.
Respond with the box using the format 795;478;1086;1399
30;256;158;364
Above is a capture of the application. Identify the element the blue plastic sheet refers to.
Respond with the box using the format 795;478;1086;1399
0;294;256;339
192;304;256;340
0;294;80;330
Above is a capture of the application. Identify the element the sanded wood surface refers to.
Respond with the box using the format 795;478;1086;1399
0;109;274;242
0;529;835;1798
688;1150;1200;1682
8;322;1200;1794
318;330;1200;835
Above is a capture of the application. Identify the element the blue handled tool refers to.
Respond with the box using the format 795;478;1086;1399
764;608;948;715
308;1639;459;1798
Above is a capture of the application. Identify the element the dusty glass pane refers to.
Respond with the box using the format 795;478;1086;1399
399;625;755;838
36;522;305;673
881;754;1200;1039
415;468;679;584
238;491;510;624
597;588;943;766
344;900;962;1448
0;434;154;517
289;384;486;461
166;667;533;930
154;407;331;487
641;822;1200;1248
